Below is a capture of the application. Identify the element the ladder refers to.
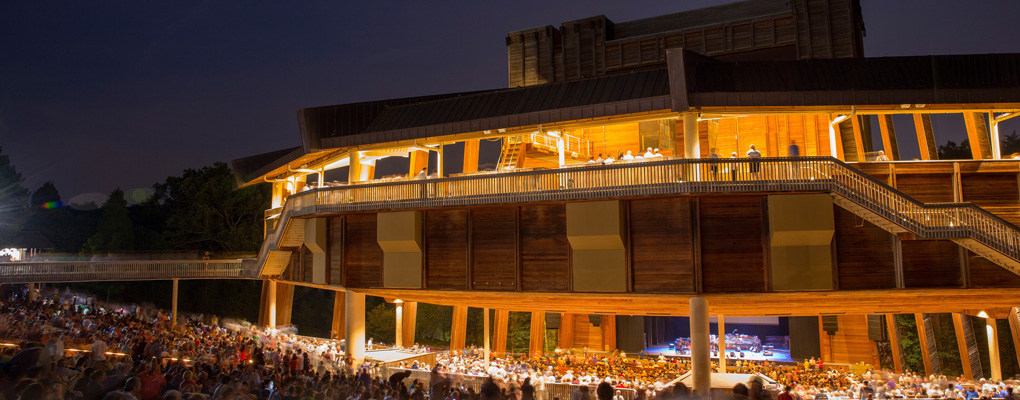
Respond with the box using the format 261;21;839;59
497;136;524;170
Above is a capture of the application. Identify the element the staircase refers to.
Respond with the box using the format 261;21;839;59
496;136;524;170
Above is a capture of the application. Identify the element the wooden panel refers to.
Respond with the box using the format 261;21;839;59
900;240;962;288
699;196;766;292
961;173;1020;226
471;207;518;290
520;204;569;291
344;213;382;288
968;251;1020;287
426;210;468;290
572;315;604;350
894;174;954;203
328;217;343;285
820;315;879;366
301;245;313;283
833;205;896;290
630;198;695;292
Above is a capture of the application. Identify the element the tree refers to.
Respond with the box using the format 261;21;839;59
937;140;972;160
83;189;134;252
895;315;924;374
366;303;396;344
151;163;268;252
30;181;61;208
415;303;453;345
0;146;31;242
1001;130;1020;156
507;312;532;354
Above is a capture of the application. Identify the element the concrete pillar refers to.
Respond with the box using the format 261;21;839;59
990;114;1002;159
718;315;727;373
986;318;1002;380
395;301;404;348
331;291;345;340
683;113;700;159
345;290;366;361
484;308;491;369
556;135;566;167
828;121;841;160
690;297;710;398
436;145;445;177
265;281;278;328
171;279;179;326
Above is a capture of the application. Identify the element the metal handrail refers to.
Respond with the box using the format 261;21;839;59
256;156;1020;277
0;259;256;284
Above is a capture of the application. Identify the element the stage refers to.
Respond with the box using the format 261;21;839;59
644;345;793;363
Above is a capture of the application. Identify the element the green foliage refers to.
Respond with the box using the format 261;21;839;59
507;312;531;354
83;189;135;252
290;286;335;338
366;303;396;344
30;181;60;207
0;146;31;241
1002;130;1020;156
933;314;962;377
415;303;452;346
937;140;972;160
151;162;268;252
895;314;925;374
465;307;485;347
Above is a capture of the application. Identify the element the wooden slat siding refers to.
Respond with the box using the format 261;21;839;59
573;315;604;350
699;196;767;293
629;198;696;292
425;210;469;290
833;205;896;290
520;204;570;292
916;313;942;375
900;240;962;288
825;315;880;365
471;207;518;290
508;35;524;87
328;217;343;285
960;172;1020;226
894;174;955;203
302;245;313;283
733;23;753;50
344;213;382;288
887;314;904;372
1009;308;1020;370
953;313;985;380
967;251;1020;287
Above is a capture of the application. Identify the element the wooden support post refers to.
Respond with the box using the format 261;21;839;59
559;313;575;349
601;314;616;352
258;280;270;326
402;302;418;347
530;311;546;357
462;140;481;174
331;291;345;340
1010;307;1020;372
690;298;710;397
987;318;1002;380
395;302;403;348
878;115;900;160
451;305;469;351
887;314;903;373
913;114;938;160
409;150;429;177
345;290;366;362
171;279;178;326
964;112;994;159
851;116;871;160
952;313;984;380
494;309;509;354
484;308;490;369
915;314;934;376
275;282;294;327
718;315;727;373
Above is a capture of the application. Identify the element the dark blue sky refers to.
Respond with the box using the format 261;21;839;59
3;1;1019;205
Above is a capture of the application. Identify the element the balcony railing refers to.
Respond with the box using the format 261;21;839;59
508;133;592;157
257;156;1020;277
0;259;257;284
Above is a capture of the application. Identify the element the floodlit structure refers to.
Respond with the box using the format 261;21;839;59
3;0;1002;380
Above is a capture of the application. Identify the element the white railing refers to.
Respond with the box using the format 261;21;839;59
0;259;256;284
510;133;592;157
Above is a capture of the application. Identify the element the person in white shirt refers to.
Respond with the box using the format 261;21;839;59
643;147;655;158
746;144;762;175
604;155;615;164
91;336;108;361
653;148;663;157
621;151;634;161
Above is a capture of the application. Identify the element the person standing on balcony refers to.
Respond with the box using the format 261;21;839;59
788;141;801;180
709;148;720;180
746;144;762;177
875;150;890;161
730;152;739;181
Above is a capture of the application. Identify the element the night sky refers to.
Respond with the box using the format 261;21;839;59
3;1;1020;206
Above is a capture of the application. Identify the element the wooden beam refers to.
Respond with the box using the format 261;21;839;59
964;112;994;159
887;314;903;373
494;309;509;354
601;314;617;352
275;282;294;326
1010;307;1020;372
331;291;346;340
409;150;429;177
952;313;984;380
450;305;468;350
530;311;546;357
559;313;576;349
915;313;935;376
462;140;481;174
878;115;899;160
402;301;417;347
850;116;868;161
913;114;938;160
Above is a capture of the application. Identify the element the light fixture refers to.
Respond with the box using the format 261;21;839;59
498;128;506;133
483;130;492;135
900;104;911;109
977;311;989;318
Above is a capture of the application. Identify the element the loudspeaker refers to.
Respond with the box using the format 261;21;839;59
546;313;561;329
589;314;602;327
866;314;887;341
821;315;839;335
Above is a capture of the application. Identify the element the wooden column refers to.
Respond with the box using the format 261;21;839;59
878;115;900;160
887;314;903;373
275;282;294;327
331;291;345;340
915;314;935;376
494;309;510;354
601;314;616;352
409;150;429;177
402;302;418;347
1010;307;1020;371
258;280;271;327
964;112;994;159
462;140;481;174
914;114;938;160
952;313;984;380
987;318;1002;380
850;116;870;160
171;279;178;326
530;311;546;357
451;305;469;350
558;313;575;349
